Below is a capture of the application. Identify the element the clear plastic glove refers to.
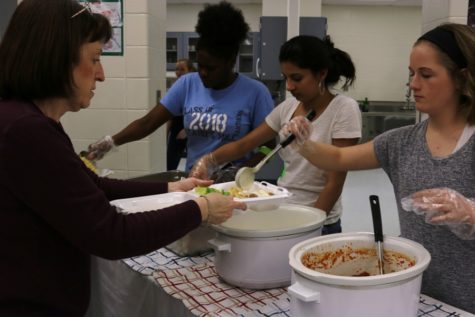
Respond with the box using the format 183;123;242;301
189;153;220;180
168;177;213;192
87;135;115;160
281;116;313;151
199;192;247;225
401;188;475;240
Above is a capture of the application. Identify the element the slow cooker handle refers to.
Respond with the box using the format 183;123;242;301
208;238;231;252
288;282;321;303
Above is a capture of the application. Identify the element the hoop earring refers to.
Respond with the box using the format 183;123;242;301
318;81;326;95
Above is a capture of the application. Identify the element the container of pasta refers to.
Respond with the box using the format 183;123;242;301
193;181;292;211
287;232;431;317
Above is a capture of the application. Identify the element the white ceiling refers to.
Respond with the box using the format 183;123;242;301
167;0;422;6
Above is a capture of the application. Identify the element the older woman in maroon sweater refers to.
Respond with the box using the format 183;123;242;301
0;1;246;316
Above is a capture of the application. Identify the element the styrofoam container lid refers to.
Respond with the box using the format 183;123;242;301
211;204;327;238
110;192;196;214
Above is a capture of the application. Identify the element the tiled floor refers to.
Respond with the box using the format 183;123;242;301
341;168;401;236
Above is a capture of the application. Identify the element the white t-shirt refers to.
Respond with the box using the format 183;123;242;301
453;124;475;153
265;95;362;225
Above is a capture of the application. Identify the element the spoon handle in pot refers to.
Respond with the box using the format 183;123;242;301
370;195;384;275
369;195;384;243
280;109;317;148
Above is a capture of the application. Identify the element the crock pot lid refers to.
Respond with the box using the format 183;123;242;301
212;204;327;238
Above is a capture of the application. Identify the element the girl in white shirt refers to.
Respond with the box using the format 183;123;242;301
191;35;362;234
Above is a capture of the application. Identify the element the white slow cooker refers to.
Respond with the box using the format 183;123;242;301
288;232;431;317
208;204;327;289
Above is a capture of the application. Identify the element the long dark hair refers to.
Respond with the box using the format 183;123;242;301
279;35;356;90
195;1;249;61
0;0;111;101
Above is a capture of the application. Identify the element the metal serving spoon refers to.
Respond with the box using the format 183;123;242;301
235;109;316;190
370;195;385;275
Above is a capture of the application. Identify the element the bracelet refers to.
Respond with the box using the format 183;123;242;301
200;195;211;225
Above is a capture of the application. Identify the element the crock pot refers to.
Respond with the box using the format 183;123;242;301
288;232;431;317
208;204;326;289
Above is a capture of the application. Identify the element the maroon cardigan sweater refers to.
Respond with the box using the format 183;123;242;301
0;99;201;316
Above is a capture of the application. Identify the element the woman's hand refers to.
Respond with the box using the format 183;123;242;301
402;188;475;240
281;116;313;151
189;153;219;180
196;193;247;225
403;188;475;224
168;177;213;192
87;135;115;160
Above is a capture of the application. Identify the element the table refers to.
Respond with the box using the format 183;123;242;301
85;248;474;317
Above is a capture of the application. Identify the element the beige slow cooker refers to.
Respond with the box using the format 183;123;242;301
208;204;327;289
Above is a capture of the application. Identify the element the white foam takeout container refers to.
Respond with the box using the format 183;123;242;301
110;192;215;256
191;181;292;211
110;192;197;214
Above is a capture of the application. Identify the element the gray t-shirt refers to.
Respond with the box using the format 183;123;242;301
374;120;475;313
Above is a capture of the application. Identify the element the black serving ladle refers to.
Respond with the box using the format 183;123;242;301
370;195;384;275
234;109;316;190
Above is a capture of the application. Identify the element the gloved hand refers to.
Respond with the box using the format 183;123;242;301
198;192;247;225
189;153;220;180
281;116;313;151
168;177;213;192
87;135;115;160
401;188;475;240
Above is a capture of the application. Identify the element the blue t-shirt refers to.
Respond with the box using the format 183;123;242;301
161;73;274;171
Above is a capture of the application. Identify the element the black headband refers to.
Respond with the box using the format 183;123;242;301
418;26;467;68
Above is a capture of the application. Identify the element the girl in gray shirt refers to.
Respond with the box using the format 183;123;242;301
283;23;475;313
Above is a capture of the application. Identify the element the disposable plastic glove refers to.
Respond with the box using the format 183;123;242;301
87;135;115;160
189;153;220;180
401;188;475;240
281;116;313;151
168;177;213;192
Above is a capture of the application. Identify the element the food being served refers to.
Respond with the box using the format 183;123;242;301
228;186;274;198
79;151;97;174
301;245;415;276
195;186;230;196
194;186;274;198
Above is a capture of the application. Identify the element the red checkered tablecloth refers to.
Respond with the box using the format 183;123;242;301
120;248;473;317
154;263;289;317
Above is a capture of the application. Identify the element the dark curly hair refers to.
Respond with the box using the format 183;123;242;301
195;1;250;60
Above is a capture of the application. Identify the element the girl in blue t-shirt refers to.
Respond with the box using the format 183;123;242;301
87;1;273;172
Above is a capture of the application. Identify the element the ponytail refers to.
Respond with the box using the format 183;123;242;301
323;36;356;90
279;35;356;90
